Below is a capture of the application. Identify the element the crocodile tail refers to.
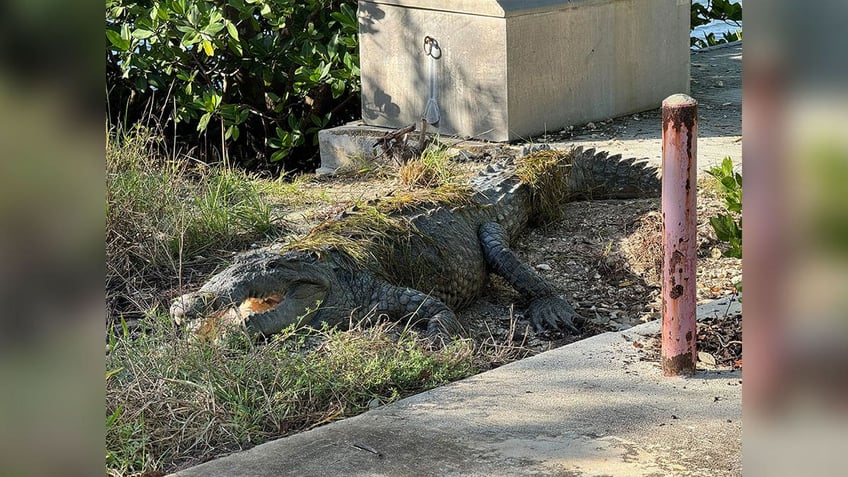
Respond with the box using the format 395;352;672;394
566;146;661;200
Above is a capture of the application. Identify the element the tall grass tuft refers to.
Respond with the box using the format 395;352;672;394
106;125;282;322
398;141;466;188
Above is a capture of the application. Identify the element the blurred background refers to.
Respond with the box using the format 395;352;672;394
744;1;848;475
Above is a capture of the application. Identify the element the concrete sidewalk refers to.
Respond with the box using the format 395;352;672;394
175;298;741;477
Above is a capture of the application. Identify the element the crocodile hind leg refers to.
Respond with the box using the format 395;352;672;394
478;221;581;334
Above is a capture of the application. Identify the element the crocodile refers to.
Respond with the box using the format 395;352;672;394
171;147;661;339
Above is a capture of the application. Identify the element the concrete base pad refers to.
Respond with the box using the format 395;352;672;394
317;122;510;174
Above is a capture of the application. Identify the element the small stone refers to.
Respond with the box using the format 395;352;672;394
716;80;725;87
586;122;596;129
368;398;383;409
536;263;552;271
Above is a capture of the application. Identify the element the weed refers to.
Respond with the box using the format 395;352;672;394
399;141;467;188
705;157;742;259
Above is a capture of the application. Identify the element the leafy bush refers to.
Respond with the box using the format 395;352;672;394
106;0;360;171
706;157;742;259
690;0;743;49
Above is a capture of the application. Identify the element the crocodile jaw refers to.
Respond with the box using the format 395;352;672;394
170;250;334;337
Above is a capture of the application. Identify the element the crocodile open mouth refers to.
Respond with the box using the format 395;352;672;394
237;293;285;317
192;293;285;340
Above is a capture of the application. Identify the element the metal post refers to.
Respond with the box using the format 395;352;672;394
661;94;698;376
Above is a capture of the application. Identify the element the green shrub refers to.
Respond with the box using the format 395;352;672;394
106;0;360;170
706;157;742;259
690;0;743;49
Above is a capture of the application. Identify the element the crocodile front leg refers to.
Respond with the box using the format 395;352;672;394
367;281;464;338
478;221;581;334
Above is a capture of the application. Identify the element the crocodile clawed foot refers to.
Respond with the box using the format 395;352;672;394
424;310;464;347
525;296;582;335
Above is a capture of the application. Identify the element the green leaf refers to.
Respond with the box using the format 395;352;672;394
287;114;301;133
226;21;240;41
198;112;212;132
132;29;155;40
106;405;123;430
181;30;200;47
331;79;345;99
172;0;187;15
106;30;130;51
227;125;240;141
235;107;249;124
156;5;170;21
203;22;226;36
710;214;734;242
105;367;124;381
724;245;742;259
228;38;243;56
108;6;124;19
120;22;131;41
187;5;201;25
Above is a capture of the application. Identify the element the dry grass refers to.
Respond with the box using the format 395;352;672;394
622;211;664;286
398;141;469;188
106;310;533;475
106;126;285;322
515;149;573;225
287;203;415;266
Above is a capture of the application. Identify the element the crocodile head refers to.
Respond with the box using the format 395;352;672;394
170;249;336;338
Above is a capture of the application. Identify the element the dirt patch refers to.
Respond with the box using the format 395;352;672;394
456;176;741;357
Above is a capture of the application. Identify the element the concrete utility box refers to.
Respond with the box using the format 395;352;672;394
358;0;690;142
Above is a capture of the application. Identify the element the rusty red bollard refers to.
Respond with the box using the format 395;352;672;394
661;94;698;376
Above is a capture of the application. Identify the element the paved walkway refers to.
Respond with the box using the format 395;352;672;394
550;42;742;173
175;43;743;477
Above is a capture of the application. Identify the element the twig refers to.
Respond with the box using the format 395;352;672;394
418;117;428;151
352;442;383;458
